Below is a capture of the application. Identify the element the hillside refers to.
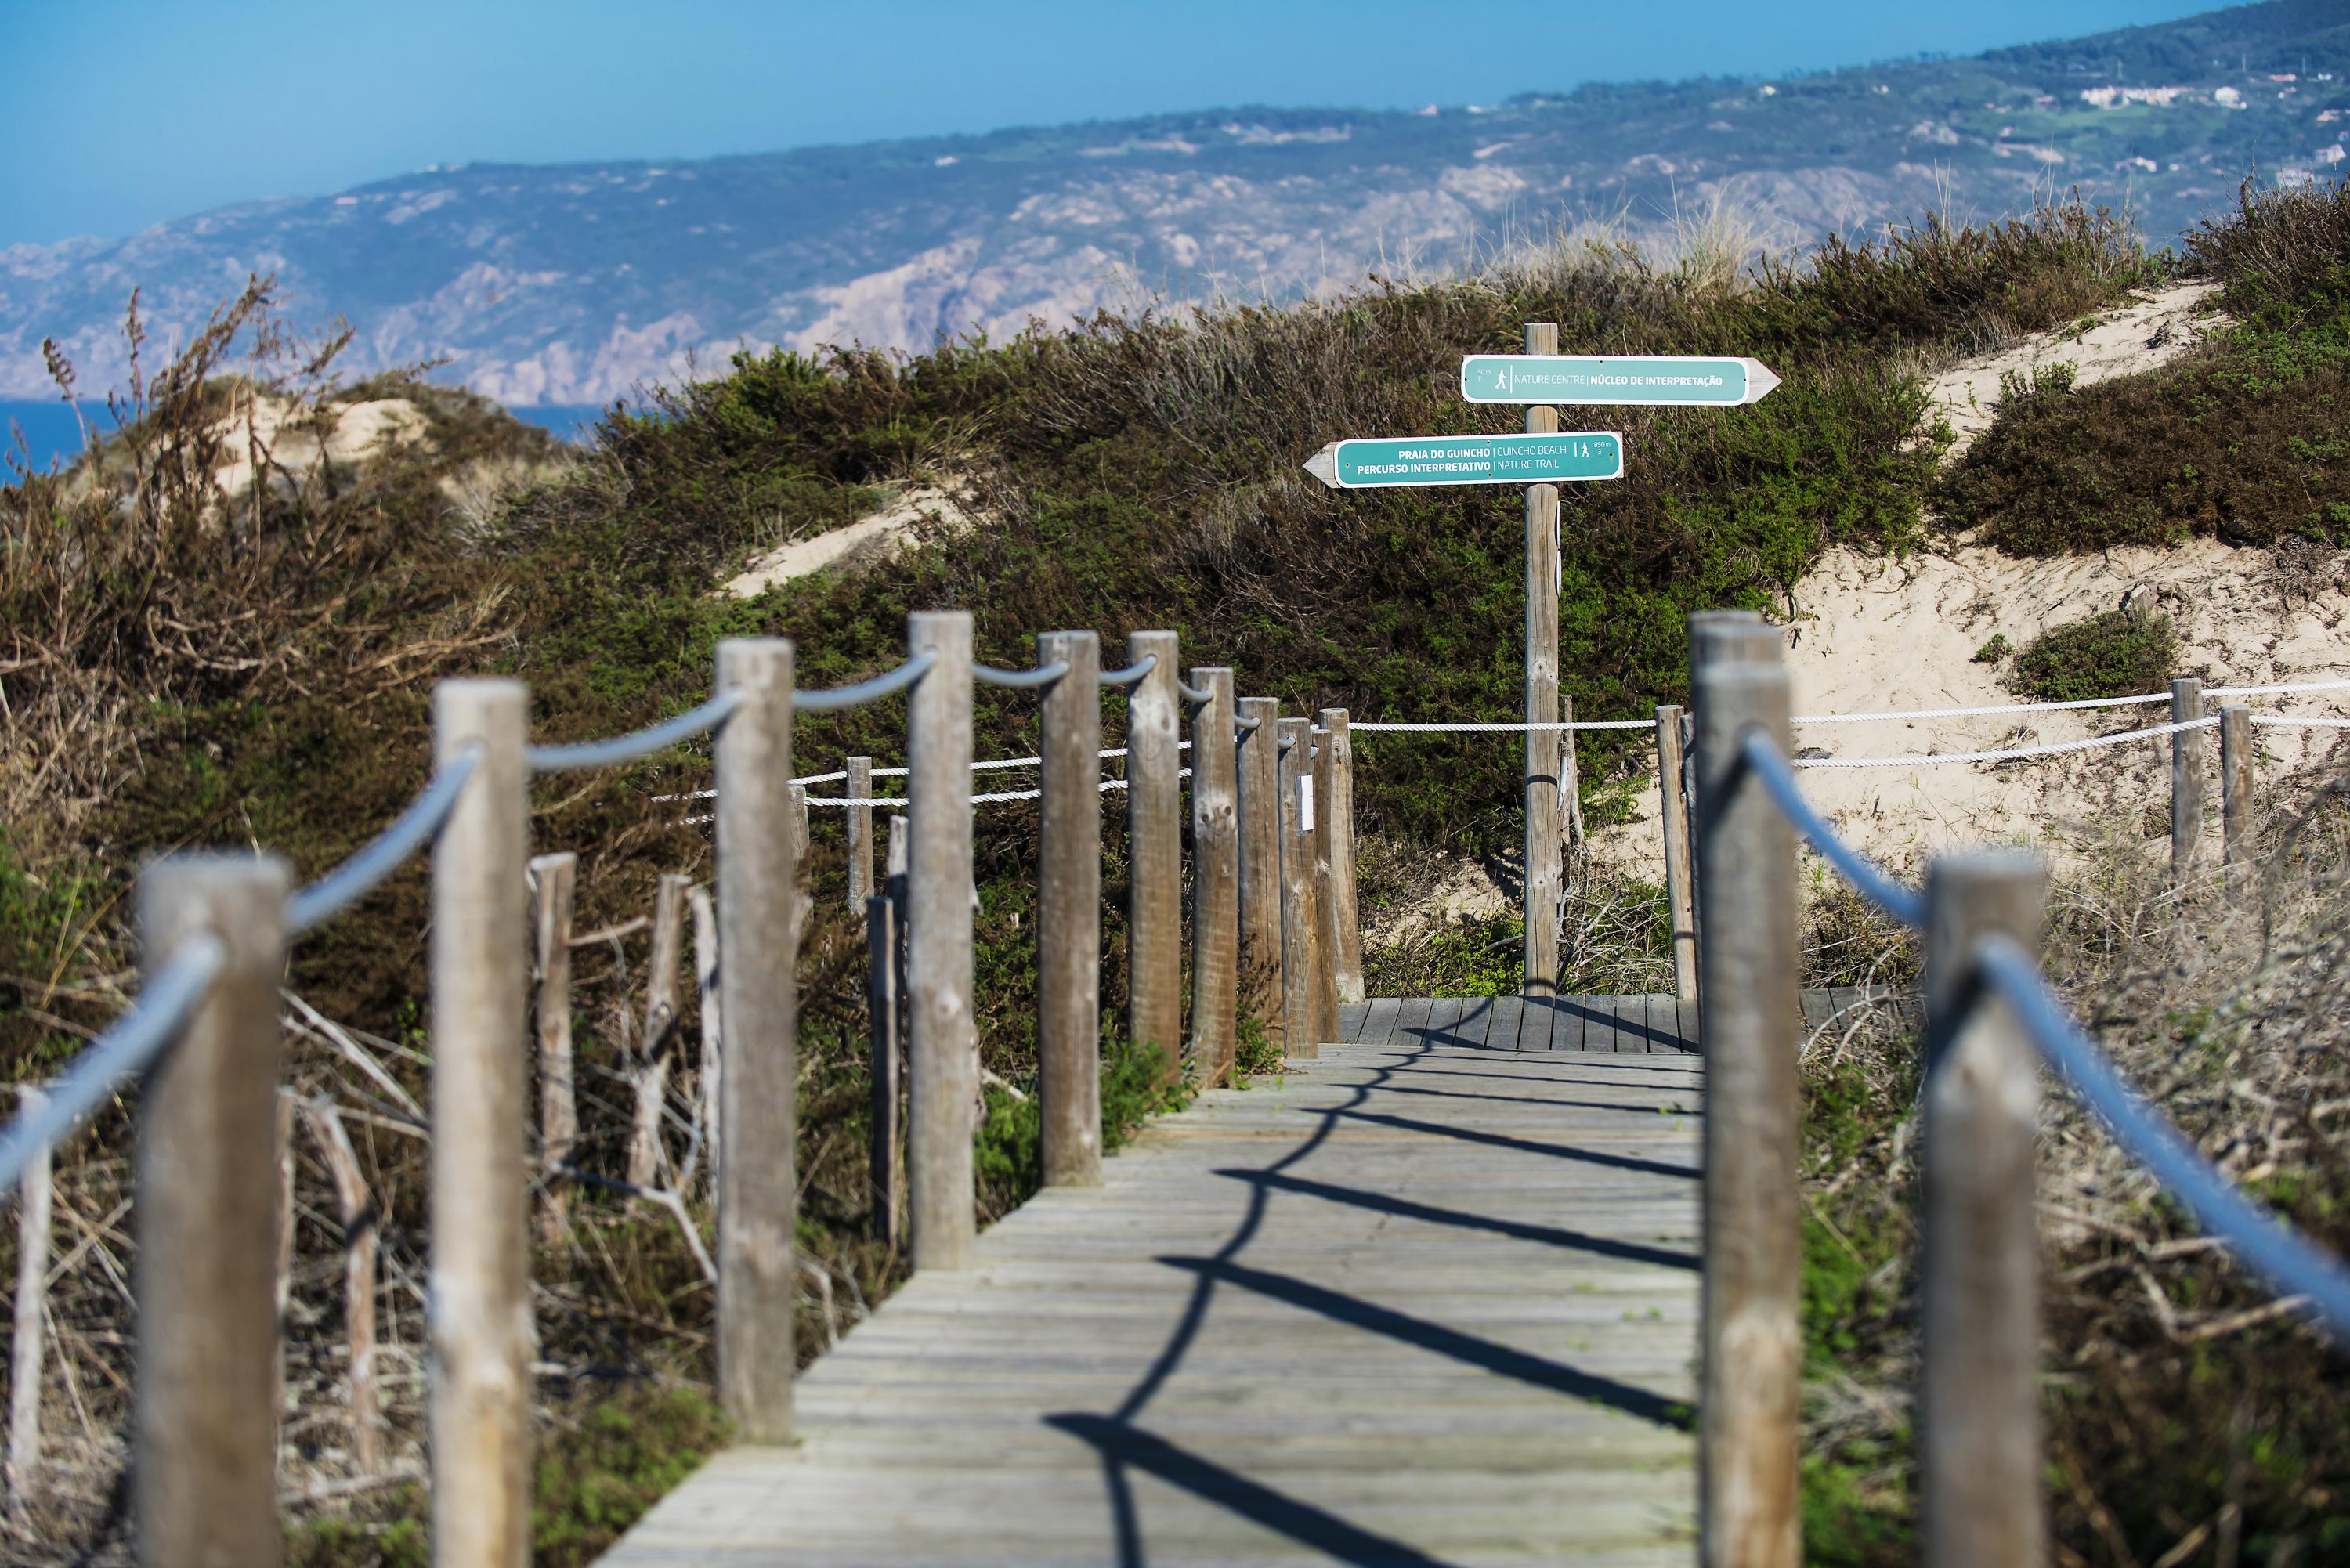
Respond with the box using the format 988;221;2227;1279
3;168;2349;1563
3;1;2346;406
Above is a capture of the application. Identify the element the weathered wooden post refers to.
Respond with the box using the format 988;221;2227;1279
1524;321;1565;1000
1125;631;1184;1060
7;1088;49;1504
631;871;690;1187
2220;704;2252;873
1922;852;2047;1568
1039;630;1104;1186
298;1097;381;1476
712;638;798;1443
1657;704;1698;1003
428;679;532;1568
688;884;721;1190
1317;708;1365;1005
528;851;578;1243
1236;697;1285;1049
848;755;876;910
1277;718;1321;1056
134;855;288;1568
1690;616;1799;1568
908;612;978;1271
866;892;899;1242
1191;670;1241;1081
2171;675;2205;876
1310;725;1343;1046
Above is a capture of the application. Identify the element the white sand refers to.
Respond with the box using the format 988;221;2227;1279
725;482;974;598
1587;281;2350;883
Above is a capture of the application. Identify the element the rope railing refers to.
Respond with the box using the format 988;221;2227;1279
794;651;937;712
1735;722;2350;1343
974;659;1070;690
1794;714;2218;770
1738;733;1926;925
526;688;746;771
1097;653;1157;688
1976;936;2350;1339
287;751;481;932
0;938;226;1193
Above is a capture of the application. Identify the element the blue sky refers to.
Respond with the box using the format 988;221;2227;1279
8;0;2215;246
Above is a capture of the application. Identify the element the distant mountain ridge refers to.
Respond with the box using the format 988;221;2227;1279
3;0;2344;404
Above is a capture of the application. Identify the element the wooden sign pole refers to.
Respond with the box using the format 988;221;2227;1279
1523;321;1563;999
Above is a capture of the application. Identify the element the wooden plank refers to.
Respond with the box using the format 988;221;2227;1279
1580;995;1622;1053
1357;997;1401;1049
1487;995;1525;1053
1338;1002;1370;1042
1799;990;1833;1032
1393;996;1435;1046
1452;995;1497;1050
1423;995;1466;1046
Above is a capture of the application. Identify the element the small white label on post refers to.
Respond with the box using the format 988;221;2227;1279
1299;774;1315;832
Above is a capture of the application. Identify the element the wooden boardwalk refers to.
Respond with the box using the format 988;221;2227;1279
601;999;1705;1566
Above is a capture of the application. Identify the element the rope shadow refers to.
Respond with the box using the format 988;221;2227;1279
1332;1108;1699;1181
1217;1169;1697;1272
1161;1257;1693;1433
1047;1415;1451;1568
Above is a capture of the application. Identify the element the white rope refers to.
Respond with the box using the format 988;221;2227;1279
2251;716;2350;729
2209;677;2350;697
797;770;1190;811
1795;717;2218;770
1794;692;2175;724
1350;720;1651;732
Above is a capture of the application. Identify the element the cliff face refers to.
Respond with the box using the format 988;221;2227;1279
4;0;2343;403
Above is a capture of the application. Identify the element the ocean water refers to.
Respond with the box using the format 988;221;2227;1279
2;398;608;482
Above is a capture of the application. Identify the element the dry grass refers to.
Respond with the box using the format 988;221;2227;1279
1798;752;2350;1563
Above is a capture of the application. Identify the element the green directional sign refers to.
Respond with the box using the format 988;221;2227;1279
1302;432;1623;490
1459;354;1780;406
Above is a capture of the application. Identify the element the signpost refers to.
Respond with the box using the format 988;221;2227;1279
1460;354;1781;406
1301;432;1622;490
1303;336;1779;1006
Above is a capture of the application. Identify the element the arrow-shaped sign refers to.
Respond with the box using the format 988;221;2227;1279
1302;432;1624;490
1459;354;1781;406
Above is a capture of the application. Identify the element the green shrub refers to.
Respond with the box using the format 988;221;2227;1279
1971;634;2011;664
1233;1011;1282;1078
531;1385;728;1566
2009;609;2178;703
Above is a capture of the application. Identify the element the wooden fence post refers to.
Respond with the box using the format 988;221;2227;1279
1310;725;1343;1046
428;679;532;1568
2171;675;2205;876
134;854;290;1568
298;1097;381;1477
867;894;900;1243
7;1087;49;1504
1125;631;1184;1060
1235;698;1285;1050
1191;669;1241;1082
630;872;689;1187
1922;851;2047;1568
908;612;978;1272
712;638;797;1442
1039;631;1104;1184
2220;704;2252;873
1317;708;1365;1006
848;756;876;911
1657;704;1698;1003
688;885;722;1192
1524;320;1565;1001
1689;617;1800;1568
1277;718;1321;1057
528;852;578;1244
